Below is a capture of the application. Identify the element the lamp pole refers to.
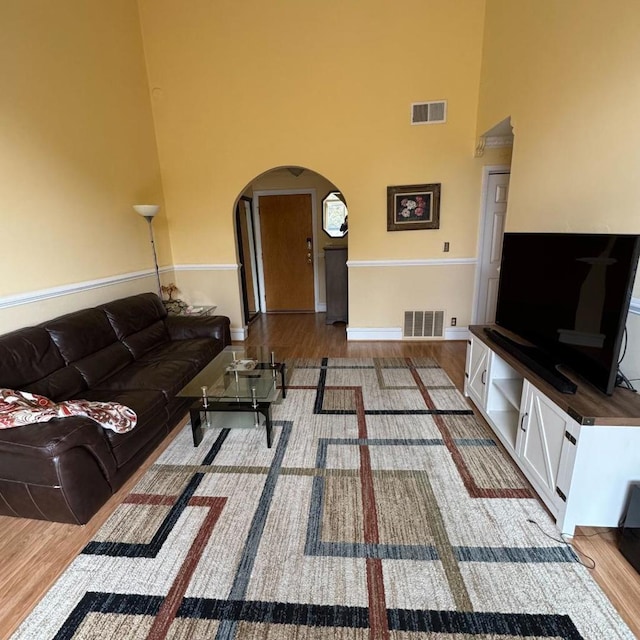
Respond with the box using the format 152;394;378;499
145;216;162;298
133;205;162;298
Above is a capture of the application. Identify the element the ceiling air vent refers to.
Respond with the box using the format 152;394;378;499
403;310;445;339
411;101;447;125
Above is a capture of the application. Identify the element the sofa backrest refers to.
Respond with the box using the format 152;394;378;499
0;326;87;401
0;293;171;399
43;308;133;389
99;293;170;359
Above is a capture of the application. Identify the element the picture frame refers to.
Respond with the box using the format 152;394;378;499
387;183;441;231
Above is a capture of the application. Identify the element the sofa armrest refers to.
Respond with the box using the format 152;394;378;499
165;314;231;346
0;416;117;479
0;417;119;523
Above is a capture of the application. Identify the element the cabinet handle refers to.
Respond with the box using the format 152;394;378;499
481;370;487;385
520;412;528;431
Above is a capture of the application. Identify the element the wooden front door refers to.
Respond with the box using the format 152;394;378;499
258;193;315;312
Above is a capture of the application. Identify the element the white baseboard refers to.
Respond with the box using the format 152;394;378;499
444;326;470;340
231;326;248;341
316;303;327;312
347;327;403;341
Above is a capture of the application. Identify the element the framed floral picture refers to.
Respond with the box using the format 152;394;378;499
387;183;441;231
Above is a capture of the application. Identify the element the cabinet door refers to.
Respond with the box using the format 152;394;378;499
517;381;576;511
466;337;490;409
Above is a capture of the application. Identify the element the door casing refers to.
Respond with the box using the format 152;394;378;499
472;165;511;325
235;196;261;324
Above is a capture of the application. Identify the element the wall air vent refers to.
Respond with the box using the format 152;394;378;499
403;310;445;339
411;101;447;125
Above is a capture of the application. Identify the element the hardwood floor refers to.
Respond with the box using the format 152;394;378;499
0;313;638;638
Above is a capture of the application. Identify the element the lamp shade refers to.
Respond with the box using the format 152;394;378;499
133;204;160;218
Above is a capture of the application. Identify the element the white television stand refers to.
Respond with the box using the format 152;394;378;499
465;325;640;536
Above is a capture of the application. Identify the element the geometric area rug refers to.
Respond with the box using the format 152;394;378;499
11;358;634;639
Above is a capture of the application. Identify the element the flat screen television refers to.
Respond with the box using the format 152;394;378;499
493;232;640;395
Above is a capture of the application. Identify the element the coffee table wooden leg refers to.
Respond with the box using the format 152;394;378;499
191;408;203;447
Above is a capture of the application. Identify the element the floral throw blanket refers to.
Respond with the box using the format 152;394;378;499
0;389;137;433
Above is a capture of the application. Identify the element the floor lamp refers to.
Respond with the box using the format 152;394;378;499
134;204;162;298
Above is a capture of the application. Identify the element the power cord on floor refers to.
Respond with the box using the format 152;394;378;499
526;519;597;569
615;369;637;392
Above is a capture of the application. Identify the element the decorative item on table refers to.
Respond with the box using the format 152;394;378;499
226;358;258;372
160;282;189;315
182;305;217;316
161;282;179;301
162;298;189;315
387;183;441;231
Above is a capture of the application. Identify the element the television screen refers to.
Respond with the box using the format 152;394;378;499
495;233;640;395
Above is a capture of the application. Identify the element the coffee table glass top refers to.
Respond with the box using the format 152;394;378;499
178;346;282;403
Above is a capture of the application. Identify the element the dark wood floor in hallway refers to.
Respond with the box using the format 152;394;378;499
0;312;638;638
242;313;467;389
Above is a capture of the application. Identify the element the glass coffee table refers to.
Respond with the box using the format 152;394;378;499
177;346;286;448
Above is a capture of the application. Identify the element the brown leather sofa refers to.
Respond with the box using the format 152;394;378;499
0;292;231;524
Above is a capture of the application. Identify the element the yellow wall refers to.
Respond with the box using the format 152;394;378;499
349;263;476;329
478;0;640;233
0;0;166;333
8;2;637;347
138;0;488;329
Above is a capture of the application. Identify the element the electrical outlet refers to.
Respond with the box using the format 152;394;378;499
451;317;457;326
443;242;450;252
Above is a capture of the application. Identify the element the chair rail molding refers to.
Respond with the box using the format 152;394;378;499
347;258;477;268
0;269;169;310
0;265;240;310
173;264;239;271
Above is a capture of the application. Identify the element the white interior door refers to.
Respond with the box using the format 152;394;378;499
476;172;510;324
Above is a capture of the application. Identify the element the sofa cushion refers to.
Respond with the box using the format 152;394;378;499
0;327;66;389
73;389;168;467
23;366;88;402
71;342;134;389
137;337;222;370
43;308;120;363
93;359;199;401
121;321;171;360
0;327;87;401
99;293;171;359
166;314;231;344
42;309;134;389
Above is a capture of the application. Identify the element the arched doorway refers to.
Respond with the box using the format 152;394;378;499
234;166;348;327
